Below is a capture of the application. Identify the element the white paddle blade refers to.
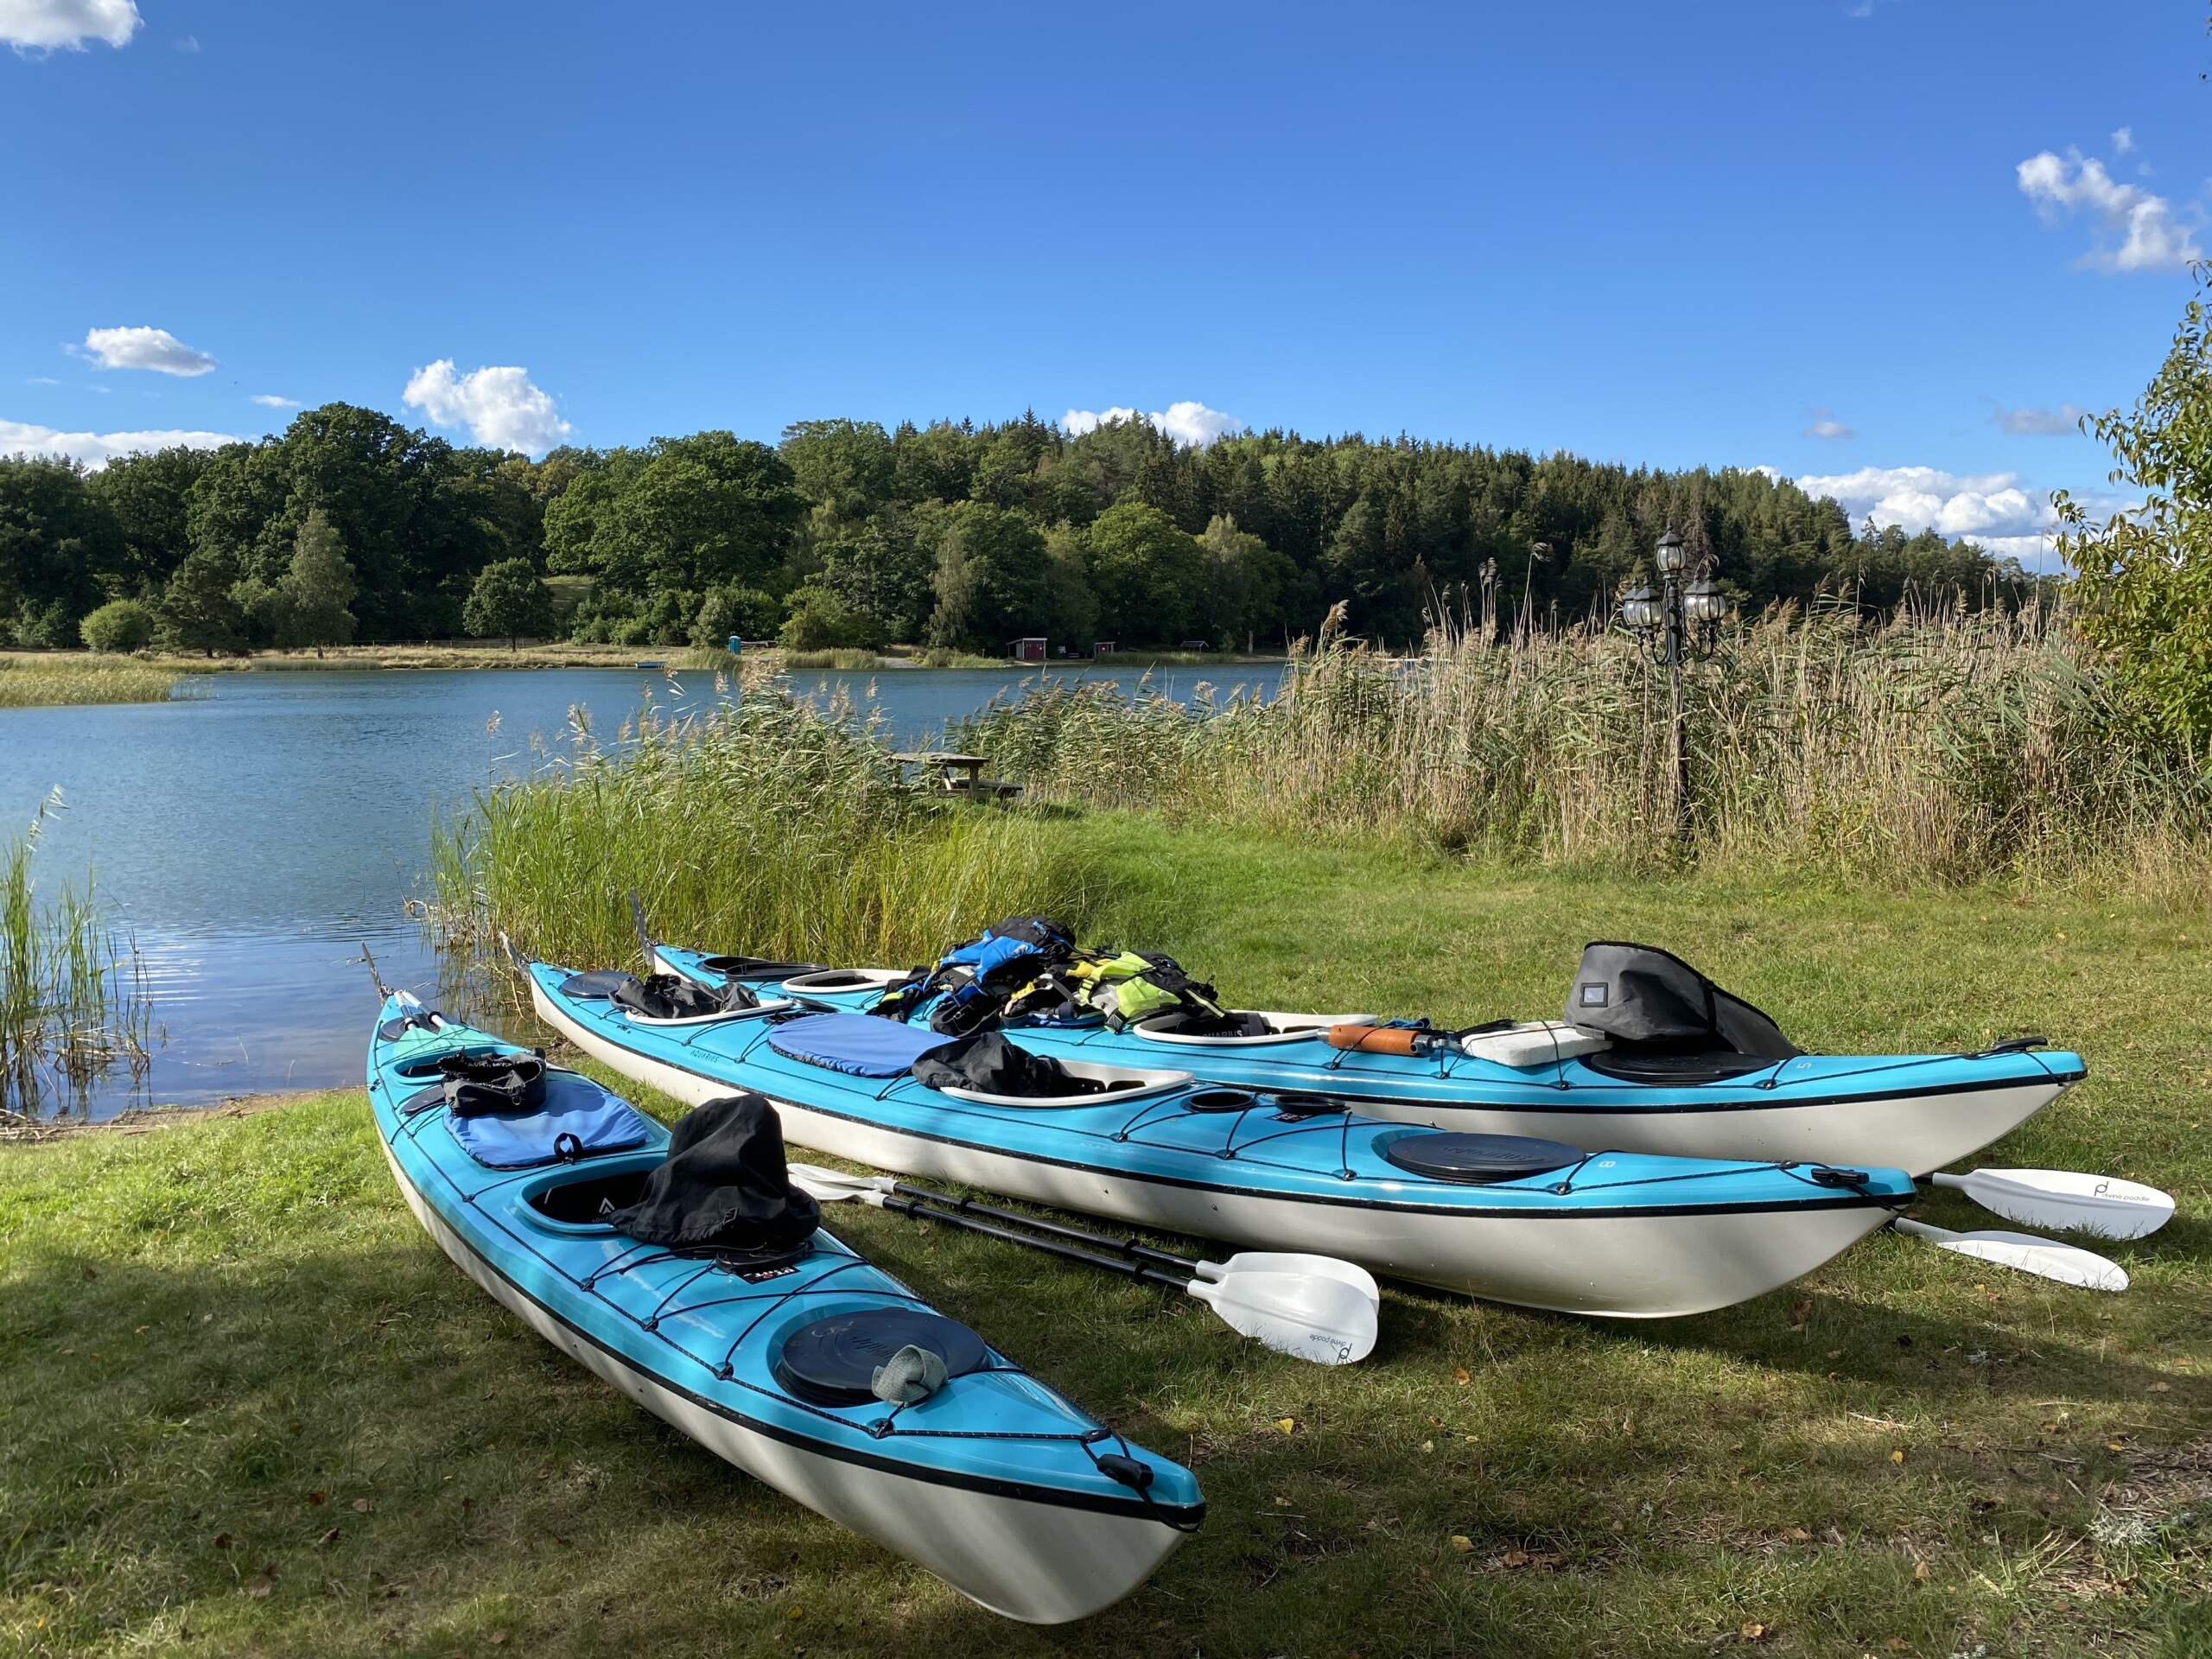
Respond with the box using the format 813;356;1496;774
1893;1217;2128;1293
1185;1270;1378;1365
1932;1168;2174;1240
1201;1253;1382;1311
785;1162;894;1206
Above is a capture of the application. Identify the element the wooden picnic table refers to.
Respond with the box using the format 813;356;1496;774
888;752;1022;799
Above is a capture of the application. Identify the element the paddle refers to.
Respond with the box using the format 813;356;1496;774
627;890;658;972
787;1162;1380;1365
1891;1217;2129;1293
1929;1167;2173;1240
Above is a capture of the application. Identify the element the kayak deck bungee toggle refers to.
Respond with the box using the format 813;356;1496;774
529;961;1919;1319
365;997;1202;1624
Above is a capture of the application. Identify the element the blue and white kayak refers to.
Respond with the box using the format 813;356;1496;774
647;949;2085;1179
531;963;1917;1319
365;998;1201;1624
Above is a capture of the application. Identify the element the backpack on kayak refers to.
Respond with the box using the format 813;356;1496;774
868;915;1077;1035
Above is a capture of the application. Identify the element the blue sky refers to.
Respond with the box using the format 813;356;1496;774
4;1;2206;563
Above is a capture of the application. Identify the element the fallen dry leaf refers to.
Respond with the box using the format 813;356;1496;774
1783;1526;1811;1543
315;1527;340;1548
1502;1549;1529;1568
1420;1440;1433;1453
1885;1640;1911;1652
352;1498;372;1514
490;1634;508;1647
1450;1535;1473;1553
308;1491;327;1507
1452;1367;1471;1386
1890;1450;1905;1464
1914;1561;1930;1583
785;1605;804;1621
246;1567;276;1599
1274;1418;1296;1434
2148;1382;2171;1393
1789;1300;1811;1328
1740;1620;1768;1642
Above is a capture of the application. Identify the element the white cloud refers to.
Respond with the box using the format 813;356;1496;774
2111;126;2133;156
80;325;216;376
0;418;233;468
1795;463;2051;546
1802;408;1855;441
0;0;139;49
1989;402;2088;436
2016;146;2201;271
251;393;301;409
1061;399;1244;448
402;359;571;454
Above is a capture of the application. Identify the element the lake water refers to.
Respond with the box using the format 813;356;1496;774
2;662;1268;1117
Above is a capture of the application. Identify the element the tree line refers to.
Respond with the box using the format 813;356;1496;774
0;402;2027;656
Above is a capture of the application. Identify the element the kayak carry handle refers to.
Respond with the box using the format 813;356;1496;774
1328;1025;1421;1056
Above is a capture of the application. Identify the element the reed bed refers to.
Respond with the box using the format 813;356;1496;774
430;675;1091;971
0;653;181;708
958;604;2212;888
0;797;149;1114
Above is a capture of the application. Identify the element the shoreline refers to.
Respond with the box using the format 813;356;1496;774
0;1090;328;1144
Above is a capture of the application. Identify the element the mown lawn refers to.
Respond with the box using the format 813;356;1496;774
2;817;2206;1657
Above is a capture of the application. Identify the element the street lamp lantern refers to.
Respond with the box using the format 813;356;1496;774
1682;573;1726;624
1620;581;1662;633
1653;528;1687;576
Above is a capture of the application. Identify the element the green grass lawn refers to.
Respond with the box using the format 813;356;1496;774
3;816;2206;1656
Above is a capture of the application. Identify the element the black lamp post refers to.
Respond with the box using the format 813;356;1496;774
1619;528;1727;842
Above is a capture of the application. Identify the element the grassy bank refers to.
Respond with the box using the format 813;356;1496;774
16;823;2198;1656
0;654;183;709
960;608;2212;892
132;643;735;674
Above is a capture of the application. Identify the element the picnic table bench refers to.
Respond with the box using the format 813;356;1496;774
889;752;1023;800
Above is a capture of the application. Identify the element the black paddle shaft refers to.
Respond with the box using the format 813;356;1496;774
881;1194;1196;1292
883;1179;1205;1276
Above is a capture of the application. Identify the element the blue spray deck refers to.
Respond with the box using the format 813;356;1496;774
365;1001;1201;1618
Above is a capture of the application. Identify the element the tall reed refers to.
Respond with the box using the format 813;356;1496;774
0;654;181;708
431;673;1093;971
957;603;2212;888
0;794;149;1116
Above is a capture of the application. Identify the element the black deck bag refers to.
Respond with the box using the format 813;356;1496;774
612;973;760;1020
909;1032;1107;1096
609;1092;821;1257
440;1052;548;1117
1564;942;1799;1080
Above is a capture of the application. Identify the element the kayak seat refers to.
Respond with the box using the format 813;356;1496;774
696;955;829;979
774;1308;989;1407
529;1166;654;1224
768;1013;952;1078
1142;1010;1275;1039
1382;1131;1587;1185
1580;1048;1781;1084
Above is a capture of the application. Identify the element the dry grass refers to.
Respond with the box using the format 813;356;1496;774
958;603;2212;891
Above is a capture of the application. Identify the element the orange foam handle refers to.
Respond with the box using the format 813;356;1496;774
1327;1025;1418;1055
